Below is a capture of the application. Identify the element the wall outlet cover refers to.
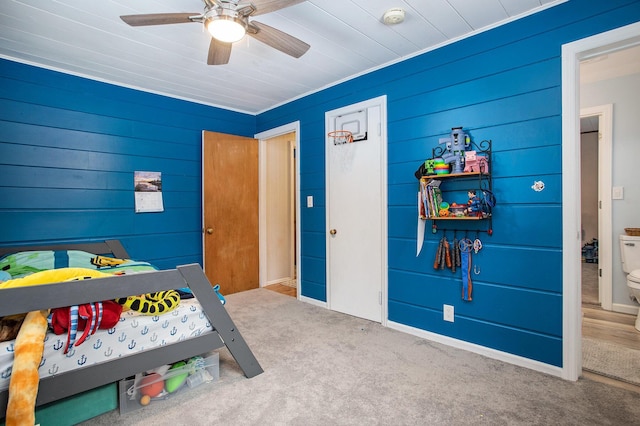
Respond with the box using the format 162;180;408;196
443;304;454;322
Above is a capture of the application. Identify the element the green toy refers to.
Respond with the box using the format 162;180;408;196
165;361;188;393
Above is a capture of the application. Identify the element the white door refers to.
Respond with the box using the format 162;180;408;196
326;96;387;323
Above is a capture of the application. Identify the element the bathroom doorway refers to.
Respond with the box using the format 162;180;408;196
578;46;640;388
562;22;640;382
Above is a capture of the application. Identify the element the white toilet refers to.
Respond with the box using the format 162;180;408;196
619;234;640;331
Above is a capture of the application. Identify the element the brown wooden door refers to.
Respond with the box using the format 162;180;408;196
202;131;259;294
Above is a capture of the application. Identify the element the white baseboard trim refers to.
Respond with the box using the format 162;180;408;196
612;302;640;316
298;299;564;379
300;295;327;308
386;320;564;379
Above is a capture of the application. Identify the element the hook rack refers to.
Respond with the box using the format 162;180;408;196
431;225;493;236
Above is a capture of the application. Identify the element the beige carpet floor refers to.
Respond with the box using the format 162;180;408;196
82;289;640;425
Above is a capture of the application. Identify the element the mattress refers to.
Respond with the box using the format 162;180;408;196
0;298;212;392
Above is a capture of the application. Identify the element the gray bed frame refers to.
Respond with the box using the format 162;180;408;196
0;240;263;415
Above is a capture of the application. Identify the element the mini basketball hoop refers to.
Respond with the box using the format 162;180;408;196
328;130;353;145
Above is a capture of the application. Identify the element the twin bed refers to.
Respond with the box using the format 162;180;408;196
0;240;262;418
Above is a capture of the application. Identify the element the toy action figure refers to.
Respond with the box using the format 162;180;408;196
467;190;482;217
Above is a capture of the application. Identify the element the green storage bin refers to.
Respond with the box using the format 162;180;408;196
1;383;117;426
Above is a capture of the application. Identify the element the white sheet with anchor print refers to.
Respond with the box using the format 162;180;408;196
0;299;212;391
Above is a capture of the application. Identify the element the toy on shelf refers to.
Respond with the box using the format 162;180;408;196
416;126;493;180
414;158;437;179
424;159;436;175
438;202;450;217
467;190;483;217
448;203;467;217
433;158;450;175
439;127;470;174
463;150;489;173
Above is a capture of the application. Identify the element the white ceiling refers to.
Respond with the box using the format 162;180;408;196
1;0;564;114
580;44;640;133
580;44;640;85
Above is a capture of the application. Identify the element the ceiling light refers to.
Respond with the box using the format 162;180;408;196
206;15;246;43
383;8;405;25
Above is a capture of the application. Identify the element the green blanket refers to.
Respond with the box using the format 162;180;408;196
0;250;157;279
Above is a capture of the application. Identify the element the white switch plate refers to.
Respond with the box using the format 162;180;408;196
443;304;454;322
307;195;313;208
612;186;624;200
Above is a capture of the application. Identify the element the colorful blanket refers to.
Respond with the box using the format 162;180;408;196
0;250;157;279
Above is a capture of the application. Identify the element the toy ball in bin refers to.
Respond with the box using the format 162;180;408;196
140;373;164;398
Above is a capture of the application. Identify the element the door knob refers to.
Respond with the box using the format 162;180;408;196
329;229;337;235
206;228;213;235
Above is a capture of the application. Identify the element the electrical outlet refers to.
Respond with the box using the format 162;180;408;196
443;304;454;322
307;195;313;208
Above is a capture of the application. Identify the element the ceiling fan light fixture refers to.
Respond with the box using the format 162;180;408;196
206;15;246;43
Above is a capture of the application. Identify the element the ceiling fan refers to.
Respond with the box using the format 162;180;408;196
120;0;310;65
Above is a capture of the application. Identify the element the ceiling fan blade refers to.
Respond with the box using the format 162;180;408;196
120;13;199;27
249;21;309;58
207;38;232;65
251;0;306;16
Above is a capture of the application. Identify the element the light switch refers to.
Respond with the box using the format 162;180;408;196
612;186;624;200
307;195;313;208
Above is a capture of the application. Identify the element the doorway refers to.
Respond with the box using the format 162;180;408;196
579;114;600;307
562;21;640;381
255;122;301;297
579;104;613;310
262;132;297;290
203;127;300;297
325;96;388;324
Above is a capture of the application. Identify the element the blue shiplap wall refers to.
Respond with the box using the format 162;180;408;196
257;0;640;367
1;0;639;369
0;60;256;269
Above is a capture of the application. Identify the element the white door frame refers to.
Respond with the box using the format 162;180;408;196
580;104;613;311
562;22;640;381
255;122;301;298
325;95;388;325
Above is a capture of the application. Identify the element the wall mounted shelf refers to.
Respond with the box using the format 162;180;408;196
418;140;493;235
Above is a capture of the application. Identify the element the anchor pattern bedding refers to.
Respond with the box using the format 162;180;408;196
0;298;212;392
0;249;213;392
